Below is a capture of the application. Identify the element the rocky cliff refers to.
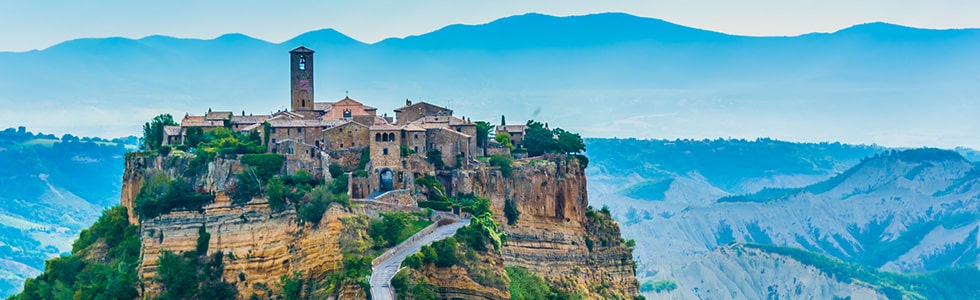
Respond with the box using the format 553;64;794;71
453;155;640;298
121;154;356;298
120;153;639;299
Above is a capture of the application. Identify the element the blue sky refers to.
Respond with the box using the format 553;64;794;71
1;0;979;51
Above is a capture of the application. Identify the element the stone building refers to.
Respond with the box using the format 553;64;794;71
393;100;453;125
290;46;315;111
167;45;494;198
322;121;370;150
496;124;528;148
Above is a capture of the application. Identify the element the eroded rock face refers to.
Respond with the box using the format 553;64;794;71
454;156;640;298
123;156;347;298
123;154;639;299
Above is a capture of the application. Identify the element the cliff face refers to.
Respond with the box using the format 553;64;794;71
121;155;349;298
454;156;640;298
123;154;639;299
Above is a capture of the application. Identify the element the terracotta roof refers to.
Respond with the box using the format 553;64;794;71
205;111;233;121
497;125;527;133
268;118;347;128
271;111;305;119
393;101;452;114
163;126;181;136
411;115;471;128
322;120;367;132
314;102;333;112
290;46;314;53
401;123;426;131
241;123;262;131
369;124;401;131
231;115;269;124
181;115;224;127
432;127;472;139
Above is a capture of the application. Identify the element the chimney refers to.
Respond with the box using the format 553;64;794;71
406;99;412;106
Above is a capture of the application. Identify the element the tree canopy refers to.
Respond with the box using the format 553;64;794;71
142;114;177;151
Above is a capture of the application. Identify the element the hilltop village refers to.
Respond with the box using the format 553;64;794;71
161;46;530;199
73;46;637;300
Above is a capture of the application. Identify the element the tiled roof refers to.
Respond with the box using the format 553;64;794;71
205;111;233;120
231;115;269;124
369;124;401;131
314;102;333;112
181;116;224;127
401;123;426;131
268;118;347;128
290;46;314;53
497;125;527;133
393;101;452;113
163;126;181;136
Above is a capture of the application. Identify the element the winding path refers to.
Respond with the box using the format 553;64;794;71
370;218;470;300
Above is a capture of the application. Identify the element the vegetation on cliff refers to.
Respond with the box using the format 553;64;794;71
9;206;139;300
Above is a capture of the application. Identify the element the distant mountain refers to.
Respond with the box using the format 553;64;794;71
0;128;134;297
1;13;978;147
586;140;980;298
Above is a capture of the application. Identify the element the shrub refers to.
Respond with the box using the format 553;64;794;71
240;153;285;181
279;271;304;299
196;225;210;255
489;155;514;178
328;163;344;179
265;176;287;212
158;145;172;157
230;168;262;205
369;213;410;248
418;200;453;211
431;237;458;268
427;149;444;170
330;173;349;195
504;198;520;225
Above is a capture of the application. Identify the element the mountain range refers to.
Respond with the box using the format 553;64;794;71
586;139;980;298
2;13;979;147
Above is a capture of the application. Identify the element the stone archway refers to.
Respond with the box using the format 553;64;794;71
379;168;394;192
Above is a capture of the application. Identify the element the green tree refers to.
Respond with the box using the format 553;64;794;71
475;121;494;155
230;168;262;205
522;120;555;157
504;198;520;225
554;128;586;154
427;149;445;170
142;114;177;152
432;237;458;267
183;126;205;148
489;154;514;177
494;131;513;150
265;176;287;212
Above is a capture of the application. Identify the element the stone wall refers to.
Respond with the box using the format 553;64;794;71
322;121;369;150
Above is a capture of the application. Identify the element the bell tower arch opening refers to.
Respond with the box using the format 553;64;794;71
289;46;315;111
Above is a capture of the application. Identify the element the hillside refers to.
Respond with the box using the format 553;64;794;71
2;13;979;147
0;128;135;296
587;141;980;298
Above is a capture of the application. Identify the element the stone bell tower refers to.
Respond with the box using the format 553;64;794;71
290;46;315;111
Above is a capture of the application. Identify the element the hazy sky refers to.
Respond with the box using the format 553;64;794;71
2;0;979;52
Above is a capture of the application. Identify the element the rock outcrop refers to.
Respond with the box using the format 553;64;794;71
454;155;640;298
123;153;639;299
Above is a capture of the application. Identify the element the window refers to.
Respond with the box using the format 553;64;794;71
271;128;276;133
414;146;418;153
297;127;303;133
414;133;418;140
299;56;306;70
383;148;389;155
375;133;381;142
